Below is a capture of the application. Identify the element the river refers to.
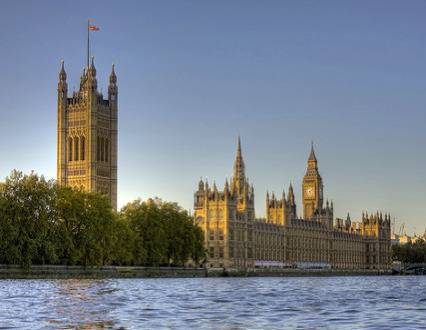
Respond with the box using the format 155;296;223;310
0;276;425;329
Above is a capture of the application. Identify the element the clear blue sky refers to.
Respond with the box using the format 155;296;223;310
0;1;425;234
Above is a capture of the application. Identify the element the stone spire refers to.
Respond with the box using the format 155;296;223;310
232;136;246;194
109;63;117;84
287;183;295;205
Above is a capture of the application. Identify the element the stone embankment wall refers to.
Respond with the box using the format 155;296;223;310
0;265;391;279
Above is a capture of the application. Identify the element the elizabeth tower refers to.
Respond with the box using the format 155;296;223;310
302;144;323;219
57;58;118;210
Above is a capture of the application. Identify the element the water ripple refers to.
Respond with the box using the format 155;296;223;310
0;276;425;329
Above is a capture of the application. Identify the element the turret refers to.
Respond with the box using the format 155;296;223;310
198;178;205;191
286;183;297;219
224;178;230;199
57;60;68;186
345;213;351;230
58;60;68;98
108;63;118;102
86;56;98;91
287;183;295;205
213;181;218;200
194;178;206;207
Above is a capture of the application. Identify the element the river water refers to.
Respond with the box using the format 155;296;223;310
0;276;425;329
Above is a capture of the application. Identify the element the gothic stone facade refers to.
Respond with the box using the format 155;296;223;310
194;139;391;270
57;58;118;209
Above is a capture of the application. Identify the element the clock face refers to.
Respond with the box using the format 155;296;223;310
305;186;315;199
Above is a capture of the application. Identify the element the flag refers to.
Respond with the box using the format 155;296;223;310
89;25;100;31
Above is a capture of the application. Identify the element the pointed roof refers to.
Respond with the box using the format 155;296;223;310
308;141;317;162
59;59;67;81
287;183;295;203
109;63;117;84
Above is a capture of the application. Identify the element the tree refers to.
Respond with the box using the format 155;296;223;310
55;188;117;266
0;170;204;268
120;198;205;266
0;170;58;267
392;240;426;263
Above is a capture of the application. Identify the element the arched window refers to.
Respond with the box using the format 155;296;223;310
97;136;101;161
105;138;109;162
80;136;85;161
100;137;105;162
74;137;79;161
68;137;73;161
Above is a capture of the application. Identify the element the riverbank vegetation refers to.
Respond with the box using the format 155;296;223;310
392;241;426;263
0;170;205;268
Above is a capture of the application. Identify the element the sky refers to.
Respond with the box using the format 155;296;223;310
0;1;425;235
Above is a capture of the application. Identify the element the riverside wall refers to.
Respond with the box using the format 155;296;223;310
0;265;392;279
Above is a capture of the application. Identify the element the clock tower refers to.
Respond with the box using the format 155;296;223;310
302;143;323;219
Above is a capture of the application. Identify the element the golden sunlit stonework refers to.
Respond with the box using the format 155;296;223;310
57;58;118;210
194;138;391;270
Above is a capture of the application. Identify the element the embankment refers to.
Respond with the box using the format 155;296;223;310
0;265;391;279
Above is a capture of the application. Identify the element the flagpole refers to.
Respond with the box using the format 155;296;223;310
87;19;90;68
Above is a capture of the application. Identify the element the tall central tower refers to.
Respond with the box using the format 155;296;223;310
302;143;323;219
57;58;118;209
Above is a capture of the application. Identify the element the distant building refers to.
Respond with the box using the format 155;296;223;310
56;58;118;209
194;138;391;270
391;233;426;245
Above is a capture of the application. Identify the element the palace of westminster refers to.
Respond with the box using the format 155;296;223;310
57;58;391;271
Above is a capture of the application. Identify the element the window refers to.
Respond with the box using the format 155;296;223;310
100;138;105;161
74;137;79;161
97;136;101;161
68;137;73;161
229;229;234;240
218;229;224;240
219;248;224;258
80;136;85;161
105;138;109;162
209;247;215;257
209;230;214;241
